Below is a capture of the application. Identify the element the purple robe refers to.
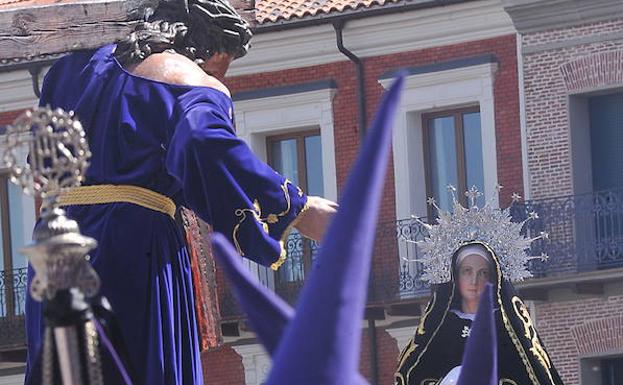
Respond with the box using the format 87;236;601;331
25;45;307;385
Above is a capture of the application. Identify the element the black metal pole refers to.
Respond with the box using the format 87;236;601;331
367;318;379;385
333;21;367;143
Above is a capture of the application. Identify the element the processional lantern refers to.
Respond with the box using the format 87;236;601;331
2;107;107;385
0;1;259;381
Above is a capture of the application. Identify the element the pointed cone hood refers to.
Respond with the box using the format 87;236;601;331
263;75;404;385
457;283;498;385
211;233;293;355
211;234;370;385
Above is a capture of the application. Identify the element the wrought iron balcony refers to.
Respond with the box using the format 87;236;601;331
0;267;27;350
219;188;623;321
381;188;623;301
512;188;623;277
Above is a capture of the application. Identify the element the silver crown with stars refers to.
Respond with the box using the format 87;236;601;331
409;185;548;284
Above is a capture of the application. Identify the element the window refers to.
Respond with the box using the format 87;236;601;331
423;107;484;214
601;356;623;385
589;92;623;192
266;130;322;295
0;172;35;318
588;91;623;266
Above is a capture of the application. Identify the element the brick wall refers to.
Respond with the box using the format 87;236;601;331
210;325;402;385
0;109;26;125
0;32;522;385
224;34;521;308
359;327;401;385
210;33;521;384
535;295;623;385
522;18;623;199
202;345;246;385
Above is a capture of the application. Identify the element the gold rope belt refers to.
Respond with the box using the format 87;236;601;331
58;185;176;219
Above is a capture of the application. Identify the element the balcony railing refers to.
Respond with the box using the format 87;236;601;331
219;188;623;320
3;191;618;330
0;267;27;350
513;188;623;277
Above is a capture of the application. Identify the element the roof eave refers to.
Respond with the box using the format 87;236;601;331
255;0;474;32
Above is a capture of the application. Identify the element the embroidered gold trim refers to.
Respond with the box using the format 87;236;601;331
396;339;418;370
405;281;455;383
394;373;406;385
512;296;555;384
471;241;542;385
418;291;437;335
232;179;309;270
421;379;440;385
271;198;310;270
402;241;544;385
58;185;176;219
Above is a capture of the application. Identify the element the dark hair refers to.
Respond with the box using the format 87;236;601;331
115;0;253;66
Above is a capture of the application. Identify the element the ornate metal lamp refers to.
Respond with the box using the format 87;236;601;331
3;107;104;385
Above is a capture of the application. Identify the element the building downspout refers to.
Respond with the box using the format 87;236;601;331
367;319;379;385
333;22;378;385
28;65;42;98
333;21;367;142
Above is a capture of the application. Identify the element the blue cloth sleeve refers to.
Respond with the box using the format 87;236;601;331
166;88;308;269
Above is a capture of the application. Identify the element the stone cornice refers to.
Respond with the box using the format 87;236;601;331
503;0;623;34
229;0;514;76
0;70;38;113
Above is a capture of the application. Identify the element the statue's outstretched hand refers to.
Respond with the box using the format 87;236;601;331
295;195;338;241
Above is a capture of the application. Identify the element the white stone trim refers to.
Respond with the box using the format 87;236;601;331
233;87;337;283
503;0;623;34
231;343;272;385
234;88;338;202
229;0;514;76
0;70;38;113
517;32;531;200
379;62;500;221
0;374;25;385
386;326;416;352
0;137;36;269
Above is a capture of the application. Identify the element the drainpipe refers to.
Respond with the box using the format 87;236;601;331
28;65;42;98
334;21;378;385
333;21;367;142
367;319;379;385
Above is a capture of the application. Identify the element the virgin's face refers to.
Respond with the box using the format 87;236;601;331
457;254;492;304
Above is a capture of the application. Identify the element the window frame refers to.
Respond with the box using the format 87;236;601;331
265;128;322;195
422;106;481;216
0;171;16;317
265;129;322;286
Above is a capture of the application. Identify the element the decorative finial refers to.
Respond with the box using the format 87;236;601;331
2;107;90;207
465;185;483;207
2;107;98;301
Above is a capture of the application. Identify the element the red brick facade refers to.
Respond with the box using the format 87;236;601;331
2;5;623;385
522;18;623;199
211;32;521;384
359;327;401;385
0;109;26;125
536;294;623;385
202;345;246;385
517;15;623;385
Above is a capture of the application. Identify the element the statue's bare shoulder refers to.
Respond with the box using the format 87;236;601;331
126;52;231;97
